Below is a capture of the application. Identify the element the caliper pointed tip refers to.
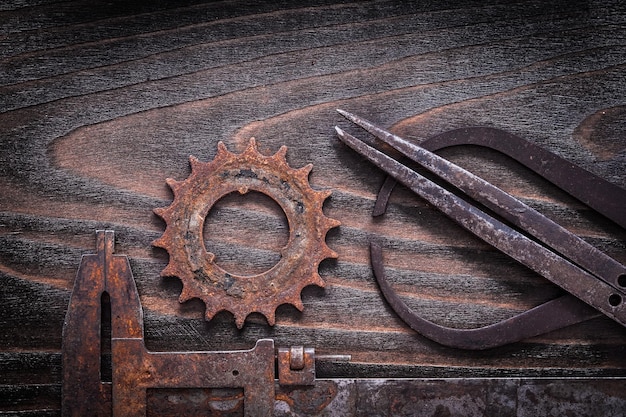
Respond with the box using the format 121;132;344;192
336;108;359;122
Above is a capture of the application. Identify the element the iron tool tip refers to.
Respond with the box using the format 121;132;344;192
336;108;358;121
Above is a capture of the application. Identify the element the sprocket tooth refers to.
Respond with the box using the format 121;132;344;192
272;145;288;163
152;235;166;248
216;141;231;158
165;178;182;194
309;273;326;288
162;263;184;279
179;286;194;302
153;207;168;219
326;246;339;259
324;217;342;230
292;297;305;312
203;304;222;321
318;189;333;200
322;247;338;260
329;216;341;226
262;309;277;327
189;156;202;172
296;164;313;180
234;312;248;329
165;178;180;191
244;137;258;154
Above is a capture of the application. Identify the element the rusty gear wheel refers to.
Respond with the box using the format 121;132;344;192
154;138;340;328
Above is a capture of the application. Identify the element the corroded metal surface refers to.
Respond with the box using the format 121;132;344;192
277;346;315;385
63;231;276;416
154;138;340;328
63;231;344;416
335;110;626;349
374;126;626;229
62;230;114;416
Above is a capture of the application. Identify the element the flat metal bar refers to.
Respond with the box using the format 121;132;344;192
337;110;626;291
335;126;626;327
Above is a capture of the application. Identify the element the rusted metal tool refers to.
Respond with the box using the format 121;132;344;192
372;126;626;228
335;110;626;349
153;138;339;329
63;230;346;416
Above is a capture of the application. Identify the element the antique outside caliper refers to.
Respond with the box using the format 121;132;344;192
335;110;626;349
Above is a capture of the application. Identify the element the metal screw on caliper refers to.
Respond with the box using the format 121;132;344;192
278;346;315;385
277;346;351;385
276;346;352;385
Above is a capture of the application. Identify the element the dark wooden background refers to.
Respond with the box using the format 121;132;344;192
1;0;626;415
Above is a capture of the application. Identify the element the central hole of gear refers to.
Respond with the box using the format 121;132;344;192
203;191;289;276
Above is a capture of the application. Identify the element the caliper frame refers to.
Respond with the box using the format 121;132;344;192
62;230;320;416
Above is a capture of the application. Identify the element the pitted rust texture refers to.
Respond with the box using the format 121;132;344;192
277;346;316;385
154;138;340;328
63;231;276;417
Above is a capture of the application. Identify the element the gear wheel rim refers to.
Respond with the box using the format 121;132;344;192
154;138;340;328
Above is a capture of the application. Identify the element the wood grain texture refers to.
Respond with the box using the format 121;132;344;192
1;0;626;414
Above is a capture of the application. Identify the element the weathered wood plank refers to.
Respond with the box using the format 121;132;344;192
1;0;626;414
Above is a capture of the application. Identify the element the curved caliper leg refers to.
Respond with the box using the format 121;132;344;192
370;126;624;349
371;243;599;350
